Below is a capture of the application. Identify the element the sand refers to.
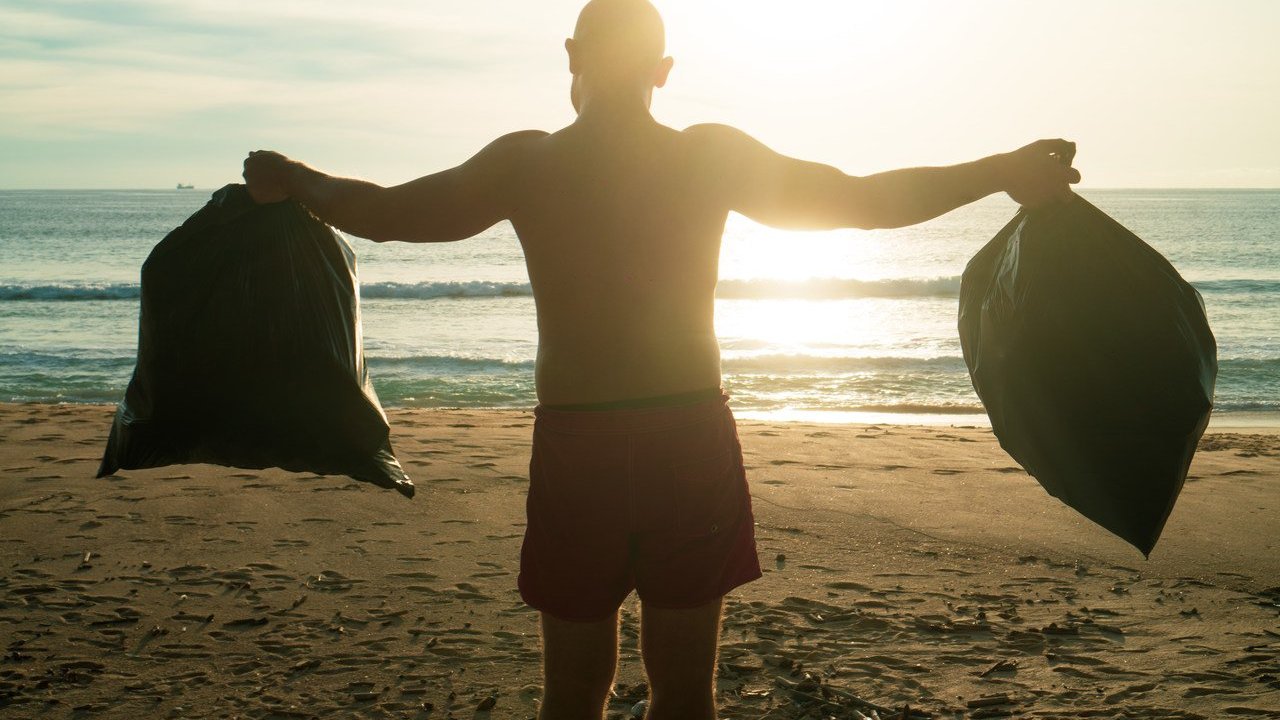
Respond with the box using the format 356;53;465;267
0;403;1276;719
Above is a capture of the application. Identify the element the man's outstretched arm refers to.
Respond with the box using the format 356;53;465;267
242;130;547;243
688;124;1080;231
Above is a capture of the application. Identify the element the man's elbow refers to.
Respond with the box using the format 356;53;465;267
343;223;404;244
369;225;470;244
845;215;885;231
840;187;918;230
856;215;913;231
353;214;450;243
837;208;895;232
363;231;443;244
833;176;891;231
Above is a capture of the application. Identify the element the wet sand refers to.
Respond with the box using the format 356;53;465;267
1;403;1277;719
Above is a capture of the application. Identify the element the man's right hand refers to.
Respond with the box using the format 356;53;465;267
998;139;1082;209
242;150;297;205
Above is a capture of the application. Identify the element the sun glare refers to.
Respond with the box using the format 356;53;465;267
718;214;884;282
653;3;949;355
661;2;921;85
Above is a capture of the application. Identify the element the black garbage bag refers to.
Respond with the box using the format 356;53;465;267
958;193;1215;555
98;184;414;498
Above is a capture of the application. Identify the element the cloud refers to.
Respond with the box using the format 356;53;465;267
0;0;565;140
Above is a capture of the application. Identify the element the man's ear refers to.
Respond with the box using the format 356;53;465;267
654;56;674;88
565;38;580;75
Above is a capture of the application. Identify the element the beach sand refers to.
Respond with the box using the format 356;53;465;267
1;403;1276;719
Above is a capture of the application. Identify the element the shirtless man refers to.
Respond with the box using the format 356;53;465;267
243;1;1079;717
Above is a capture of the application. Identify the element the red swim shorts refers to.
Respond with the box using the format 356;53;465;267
518;391;762;621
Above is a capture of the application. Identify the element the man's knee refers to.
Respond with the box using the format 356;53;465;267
539;664;615;720
640;598;723;709
545;661;616;698
539;610;620;718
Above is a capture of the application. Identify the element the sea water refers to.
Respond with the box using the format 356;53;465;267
1;188;1276;424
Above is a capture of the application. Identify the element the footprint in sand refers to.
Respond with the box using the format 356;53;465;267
306;570;363;592
825;581;872;592
1181;686;1238;698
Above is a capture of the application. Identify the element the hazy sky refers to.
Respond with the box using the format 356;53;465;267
2;0;1277;189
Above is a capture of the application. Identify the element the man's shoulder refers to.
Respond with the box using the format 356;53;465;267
483;129;552;154
680;123;767;161
464;130;552;176
681;123;753;144
682;122;737;136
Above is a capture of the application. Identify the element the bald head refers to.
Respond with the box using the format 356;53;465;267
570;0;666;80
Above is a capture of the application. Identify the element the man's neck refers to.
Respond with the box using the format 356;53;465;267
573;86;656;127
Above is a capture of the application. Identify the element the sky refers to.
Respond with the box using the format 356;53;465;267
2;0;1278;189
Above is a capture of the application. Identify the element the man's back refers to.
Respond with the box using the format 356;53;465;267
509;119;729;406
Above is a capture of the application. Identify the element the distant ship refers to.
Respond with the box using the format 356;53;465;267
176;183;194;190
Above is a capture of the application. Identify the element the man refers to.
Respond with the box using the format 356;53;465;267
243;1;1080;717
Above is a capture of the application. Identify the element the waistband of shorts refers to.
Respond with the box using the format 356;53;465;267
533;389;731;434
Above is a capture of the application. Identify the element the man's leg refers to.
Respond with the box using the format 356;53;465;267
640;598;723;720
538;610;620;720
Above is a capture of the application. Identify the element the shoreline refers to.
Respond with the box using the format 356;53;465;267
1;403;1277;717
8;401;1280;432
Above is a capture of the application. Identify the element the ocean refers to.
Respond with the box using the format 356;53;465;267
1;188;1276;424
